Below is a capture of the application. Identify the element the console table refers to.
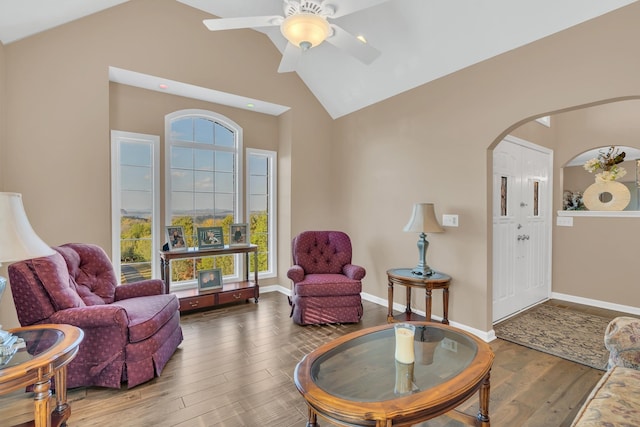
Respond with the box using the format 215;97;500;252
386;268;451;324
160;245;259;312
0;324;84;427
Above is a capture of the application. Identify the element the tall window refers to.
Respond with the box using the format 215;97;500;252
247;149;277;278
165;110;243;287
111;131;160;283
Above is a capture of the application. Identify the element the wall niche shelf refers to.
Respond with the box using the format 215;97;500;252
557;210;640;218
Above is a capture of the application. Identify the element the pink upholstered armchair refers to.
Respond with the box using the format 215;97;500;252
287;231;365;325
8;243;183;389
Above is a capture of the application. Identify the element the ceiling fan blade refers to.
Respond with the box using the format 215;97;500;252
325;25;381;65
328;0;393;18
203;16;282;31
278;43;302;73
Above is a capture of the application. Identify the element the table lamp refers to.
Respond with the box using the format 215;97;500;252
0;192;55;357
403;203;443;276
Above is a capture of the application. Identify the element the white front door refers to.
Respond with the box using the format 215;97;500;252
492;136;552;322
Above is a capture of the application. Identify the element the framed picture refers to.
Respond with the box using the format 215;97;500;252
198;269;222;293
165;226;187;251
197;226;224;249
230;223;249;246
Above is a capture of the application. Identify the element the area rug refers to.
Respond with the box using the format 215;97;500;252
494;304;611;370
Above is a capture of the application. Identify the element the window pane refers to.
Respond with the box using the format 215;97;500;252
215;123;234;147
121;143;151;167
215;151;234;172
249;175;268;195
171;191;193;216
248;155;267;175
121;165;152;191
171;118;193;142
171;169;194;192
215;193;234;213
194;149;214;171
194;117;214;145
195;193;214;219
250;195;268;213
122;190;152;214
195;171;214;192
215;172;234;193
501;176;508;216
172;146;193;169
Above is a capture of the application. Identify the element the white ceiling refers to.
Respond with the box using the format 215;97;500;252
1;0;637;119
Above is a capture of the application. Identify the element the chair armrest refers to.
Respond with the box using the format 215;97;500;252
605;316;640;369
114;279;165;301
287;265;305;283
48;305;129;330
343;264;366;281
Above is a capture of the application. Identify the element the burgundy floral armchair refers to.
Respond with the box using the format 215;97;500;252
287;231;365;325
8;243;183;389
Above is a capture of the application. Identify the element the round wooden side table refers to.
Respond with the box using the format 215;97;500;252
387;268;451;324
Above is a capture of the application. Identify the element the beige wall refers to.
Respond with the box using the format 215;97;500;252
332;3;640;332
2;1;640;332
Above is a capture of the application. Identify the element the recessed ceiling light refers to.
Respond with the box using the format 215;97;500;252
159;83;169;90
247;103;255;108
356;35;367;44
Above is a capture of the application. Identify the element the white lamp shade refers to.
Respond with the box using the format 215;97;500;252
281;13;331;48
403;203;444;234
0;192;54;263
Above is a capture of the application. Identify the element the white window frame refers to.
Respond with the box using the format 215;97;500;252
164;109;244;288
110;130;161;280
247;148;277;278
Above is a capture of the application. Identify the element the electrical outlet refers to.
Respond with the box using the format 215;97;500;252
556;216;573;227
442;214;459;227
441;337;458;352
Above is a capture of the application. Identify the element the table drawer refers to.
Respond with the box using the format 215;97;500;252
218;288;255;305
179;294;216;311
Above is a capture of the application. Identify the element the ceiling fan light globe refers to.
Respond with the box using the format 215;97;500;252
281;13;330;49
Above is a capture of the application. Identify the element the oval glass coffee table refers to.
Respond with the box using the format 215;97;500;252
294;322;494;427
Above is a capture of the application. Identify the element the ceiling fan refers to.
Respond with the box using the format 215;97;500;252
203;0;390;73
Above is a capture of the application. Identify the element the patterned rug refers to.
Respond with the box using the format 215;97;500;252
494;304;611;370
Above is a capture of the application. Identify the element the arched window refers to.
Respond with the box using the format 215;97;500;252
165;110;243;286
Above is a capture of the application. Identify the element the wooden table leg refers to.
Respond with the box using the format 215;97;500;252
54;365;69;413
405;287;412;316
306;406;319;427
442;287;450;324
425;288;432;322
476;371;491;426
387;279;394;322
32;378;52;427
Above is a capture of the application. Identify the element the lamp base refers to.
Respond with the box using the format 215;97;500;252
411;266;435;277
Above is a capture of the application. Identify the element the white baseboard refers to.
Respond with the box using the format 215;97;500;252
263;287;493;342
551;292;640;316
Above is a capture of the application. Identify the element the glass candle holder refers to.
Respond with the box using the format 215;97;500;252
394;323;416;364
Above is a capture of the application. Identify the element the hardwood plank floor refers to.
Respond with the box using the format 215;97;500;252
0;294;614;426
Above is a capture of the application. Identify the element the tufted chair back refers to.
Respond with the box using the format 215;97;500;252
291;231;353;274
8;243;118;326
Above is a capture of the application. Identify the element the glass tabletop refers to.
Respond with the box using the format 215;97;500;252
0;329;64;369
311;325;478;402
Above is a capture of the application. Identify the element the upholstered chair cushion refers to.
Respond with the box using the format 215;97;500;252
605;316;640;369
55;243;118;305
292;231;353;274
32;253;85;311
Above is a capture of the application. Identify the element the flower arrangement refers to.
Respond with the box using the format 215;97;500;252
583;146;627;182
563;190;585;210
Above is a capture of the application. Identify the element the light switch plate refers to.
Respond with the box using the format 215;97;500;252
556;216;573;227
442;214;459;227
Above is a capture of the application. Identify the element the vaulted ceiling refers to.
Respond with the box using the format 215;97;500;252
1;0;636;118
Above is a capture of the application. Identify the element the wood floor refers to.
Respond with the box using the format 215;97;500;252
0;293;617;427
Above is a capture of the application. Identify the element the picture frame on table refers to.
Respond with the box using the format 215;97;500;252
197;226;224;249
198;269;223;293
229;223;249;246
165;226;187;252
